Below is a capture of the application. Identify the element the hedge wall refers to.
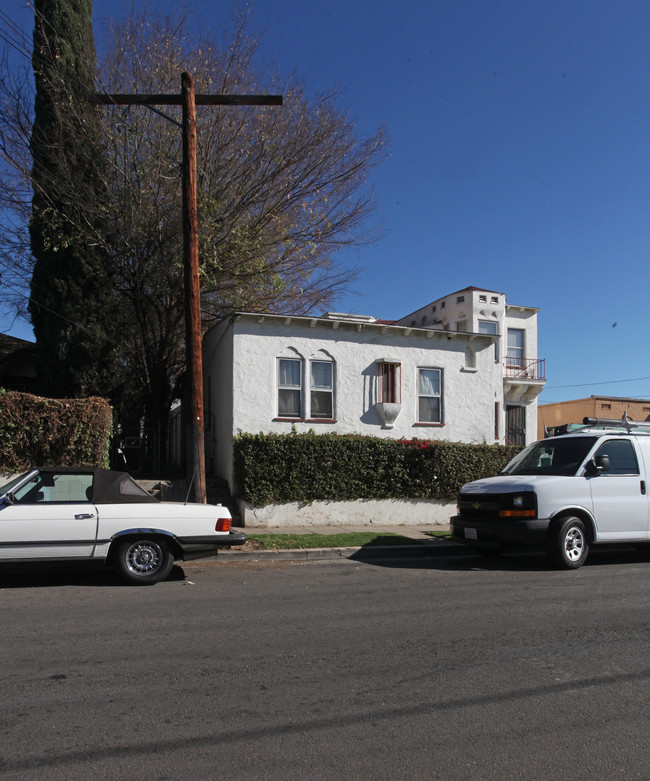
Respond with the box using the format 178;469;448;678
0;390;113;472
233;432;521;506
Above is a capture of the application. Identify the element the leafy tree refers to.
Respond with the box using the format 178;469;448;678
0;7;386;467
29;0;119;397
98;9;386;464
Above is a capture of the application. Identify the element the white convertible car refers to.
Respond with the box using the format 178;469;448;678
0;467;246;584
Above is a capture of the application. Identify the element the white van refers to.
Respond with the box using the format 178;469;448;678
450;417;650;568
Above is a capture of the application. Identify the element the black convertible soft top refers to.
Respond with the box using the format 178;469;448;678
36;467;160;505
92;469;159;504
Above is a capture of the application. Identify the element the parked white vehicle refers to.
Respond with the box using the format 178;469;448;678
451;416;650;568
0;467;246;584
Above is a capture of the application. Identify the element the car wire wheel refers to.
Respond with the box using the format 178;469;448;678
126;540;165;575
114;538;175;585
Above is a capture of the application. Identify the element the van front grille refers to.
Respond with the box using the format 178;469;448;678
458;494;501;522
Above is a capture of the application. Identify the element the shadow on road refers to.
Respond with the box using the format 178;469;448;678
0;562;187;589
359;544;650;572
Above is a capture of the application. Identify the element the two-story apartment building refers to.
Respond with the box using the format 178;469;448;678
201;286;546;493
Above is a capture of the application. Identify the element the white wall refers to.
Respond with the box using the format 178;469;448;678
239;498;457;527
228;316;500;441
203;314;506;491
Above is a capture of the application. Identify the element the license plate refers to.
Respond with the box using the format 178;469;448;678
464;527;477;540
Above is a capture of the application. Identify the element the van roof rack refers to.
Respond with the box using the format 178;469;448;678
582;411;650;433
544;412;650;438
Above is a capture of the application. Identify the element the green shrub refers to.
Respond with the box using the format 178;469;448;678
233;432;520;506
0;390;113;472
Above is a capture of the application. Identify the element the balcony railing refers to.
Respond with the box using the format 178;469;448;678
504;357;546;380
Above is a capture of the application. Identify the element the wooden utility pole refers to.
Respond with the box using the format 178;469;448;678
94;78;282;503
181;72;205;504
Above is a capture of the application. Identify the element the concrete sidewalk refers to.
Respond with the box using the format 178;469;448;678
192;523;465;564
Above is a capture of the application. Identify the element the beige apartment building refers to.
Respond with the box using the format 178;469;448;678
538;395;650;439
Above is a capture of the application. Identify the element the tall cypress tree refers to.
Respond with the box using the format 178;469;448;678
29;0;118;398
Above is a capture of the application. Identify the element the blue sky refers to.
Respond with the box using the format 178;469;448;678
4;0;650;405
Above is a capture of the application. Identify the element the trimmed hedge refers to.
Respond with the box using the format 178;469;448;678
0;390;113;472
234;432;521;506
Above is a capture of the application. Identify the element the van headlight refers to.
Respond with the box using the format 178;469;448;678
499;492;537;518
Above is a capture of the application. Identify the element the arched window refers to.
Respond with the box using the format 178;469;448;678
309;350;335;419
277;348;304;419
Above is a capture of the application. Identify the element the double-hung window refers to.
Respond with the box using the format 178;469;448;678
418;368;442;423
310;361;333;419
278;358;302;418
507;329;524;369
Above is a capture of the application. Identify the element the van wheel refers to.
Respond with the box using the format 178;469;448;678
548;517;589;569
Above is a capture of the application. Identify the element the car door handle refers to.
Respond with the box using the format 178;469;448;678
74;513;95;519
641;481;646;495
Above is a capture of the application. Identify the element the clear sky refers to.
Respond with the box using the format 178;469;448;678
3;0;650;405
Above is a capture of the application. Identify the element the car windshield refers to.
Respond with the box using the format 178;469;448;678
501;436;598;476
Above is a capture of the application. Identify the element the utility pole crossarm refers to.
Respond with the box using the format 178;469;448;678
92;94;283;106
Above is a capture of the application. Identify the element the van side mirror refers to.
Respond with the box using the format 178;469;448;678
586;454;610;475
595;454;610;472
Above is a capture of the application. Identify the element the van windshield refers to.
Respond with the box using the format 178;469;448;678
502;436;598;476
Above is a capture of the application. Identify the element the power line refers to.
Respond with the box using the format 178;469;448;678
1;277;82;331
0;275;119;345
546;376;650;390
0;10;33;61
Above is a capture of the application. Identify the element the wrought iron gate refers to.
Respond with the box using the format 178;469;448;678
506;405;526;446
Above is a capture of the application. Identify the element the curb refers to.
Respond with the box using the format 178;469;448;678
186;540;469;564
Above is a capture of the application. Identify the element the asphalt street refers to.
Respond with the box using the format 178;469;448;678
0;548;649;780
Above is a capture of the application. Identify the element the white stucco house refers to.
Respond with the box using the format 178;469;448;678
201;287;546;508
